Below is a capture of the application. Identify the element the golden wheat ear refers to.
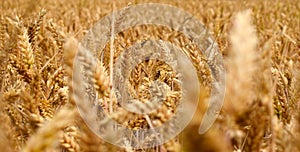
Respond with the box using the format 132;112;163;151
22;107;77;152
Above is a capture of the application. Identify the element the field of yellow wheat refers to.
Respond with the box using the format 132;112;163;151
0;0;299;152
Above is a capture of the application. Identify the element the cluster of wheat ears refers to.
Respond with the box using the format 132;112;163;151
0;0;299;152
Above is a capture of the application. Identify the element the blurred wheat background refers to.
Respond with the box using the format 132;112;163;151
0;0;299;152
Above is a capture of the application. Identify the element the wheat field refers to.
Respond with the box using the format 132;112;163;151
0;0;299;152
